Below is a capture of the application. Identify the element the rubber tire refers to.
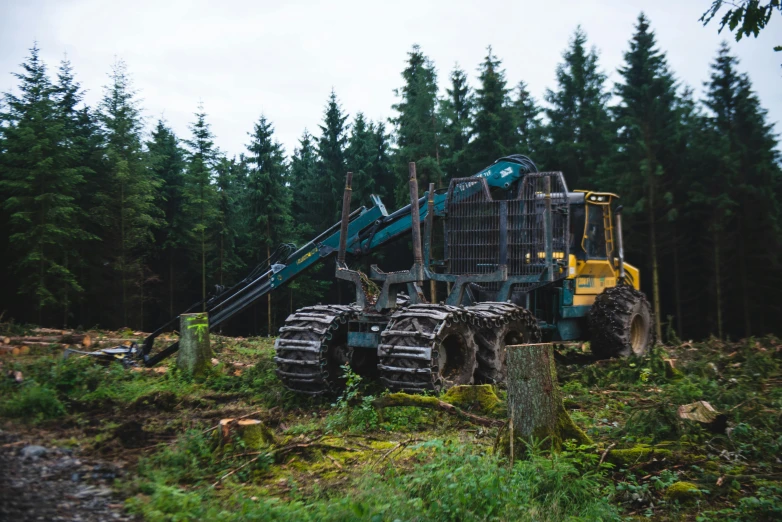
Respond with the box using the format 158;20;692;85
474;317;541;384
588;285;655;358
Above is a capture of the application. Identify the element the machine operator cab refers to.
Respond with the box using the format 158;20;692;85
566;190;641;306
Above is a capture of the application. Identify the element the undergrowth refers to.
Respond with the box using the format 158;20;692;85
129;439;620;522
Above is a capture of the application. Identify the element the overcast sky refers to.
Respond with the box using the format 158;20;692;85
1;0;780;159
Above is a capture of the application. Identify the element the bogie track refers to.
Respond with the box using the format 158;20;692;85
378;304;477;393
274;305;359;396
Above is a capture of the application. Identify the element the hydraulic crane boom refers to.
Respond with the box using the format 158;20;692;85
130;156;536;366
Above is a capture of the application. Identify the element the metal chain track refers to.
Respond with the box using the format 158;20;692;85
467;302;542;384
274;304;359;396
378;304;476;393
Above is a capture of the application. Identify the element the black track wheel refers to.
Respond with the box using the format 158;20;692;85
274;305;359;396
588;285;655;358
469;303;541;384
378;304;476;393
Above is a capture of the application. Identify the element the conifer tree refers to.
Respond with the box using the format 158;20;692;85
469;47;515;172
290;130;321;235
245;114;291;334
511;81;544;160
601;14;680;340
316;90;349;223
391;45;442;203
183;103;220;309
372;122;394;202
146;119;186;317
439;66;473;181
346;112;377;205
702;43;782;337
0;45;88;323
214;156;246;288
543;27;613;188
95;59;159;328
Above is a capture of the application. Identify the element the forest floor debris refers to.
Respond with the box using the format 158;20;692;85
0;323;780;521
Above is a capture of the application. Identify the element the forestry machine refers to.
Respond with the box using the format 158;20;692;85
87;155;654;395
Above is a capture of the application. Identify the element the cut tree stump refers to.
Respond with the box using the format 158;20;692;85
503;343;592;457
218;418;276;449
177;313;212;377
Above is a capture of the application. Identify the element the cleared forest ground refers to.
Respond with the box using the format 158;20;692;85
1;324;780;521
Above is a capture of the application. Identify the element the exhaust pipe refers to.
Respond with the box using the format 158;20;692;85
615;205;626;283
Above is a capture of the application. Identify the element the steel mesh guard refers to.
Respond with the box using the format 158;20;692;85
445;178;501;277
509;172;570;291
445;172;569;293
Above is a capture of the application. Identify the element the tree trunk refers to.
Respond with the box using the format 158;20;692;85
267;241;272;336
503;343;591;457
672;223;682;339
713;226;723;339
177;312;212;377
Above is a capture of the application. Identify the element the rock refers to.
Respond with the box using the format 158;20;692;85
664;481;702;502
19;445;47;460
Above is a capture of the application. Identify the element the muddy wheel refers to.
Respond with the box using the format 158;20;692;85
274;305;359;395
378;304;476;393
588;285;655;358
470;303;541;384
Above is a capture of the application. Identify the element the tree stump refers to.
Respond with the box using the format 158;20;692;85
177;313;212;377
503;343;592;457
218;418;276;449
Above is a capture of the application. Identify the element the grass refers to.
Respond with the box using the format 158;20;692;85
1;331;780;520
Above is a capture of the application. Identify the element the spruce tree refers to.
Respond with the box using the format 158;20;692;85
245;114;291;334
0;44;87;324
439;66;473;181
703;43;782;337
214;156;246;288
543;27;613;188
316;90;349;223
372;122;394;202
602;13;680;340
95;59;159;328
183;103;219;309
511;81;544;161
290;130;321;235
346;112;377;205
146;119;186;318
391;45;442;203
469;47;516;172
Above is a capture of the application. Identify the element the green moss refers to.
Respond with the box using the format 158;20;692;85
240;420;276;449
442;385;502;414
664;481;702;501
605;445;673;467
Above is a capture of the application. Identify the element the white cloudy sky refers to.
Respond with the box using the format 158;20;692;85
1;0;780;159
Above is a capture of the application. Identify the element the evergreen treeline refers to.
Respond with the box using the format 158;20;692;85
1;14;780;341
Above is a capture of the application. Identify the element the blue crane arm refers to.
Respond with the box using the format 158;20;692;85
140;158;530;366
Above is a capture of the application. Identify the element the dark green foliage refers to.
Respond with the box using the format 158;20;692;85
391;45;442;202
0;45;89;322
700;1;781;47
316;91;349;224
94;60;160;328
543;27;613;188
468;47;516;173
510;81;544;160
183;105;220;308
439;66;473;181
245;115;290;263
0;384;66;420
146;120;187;318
